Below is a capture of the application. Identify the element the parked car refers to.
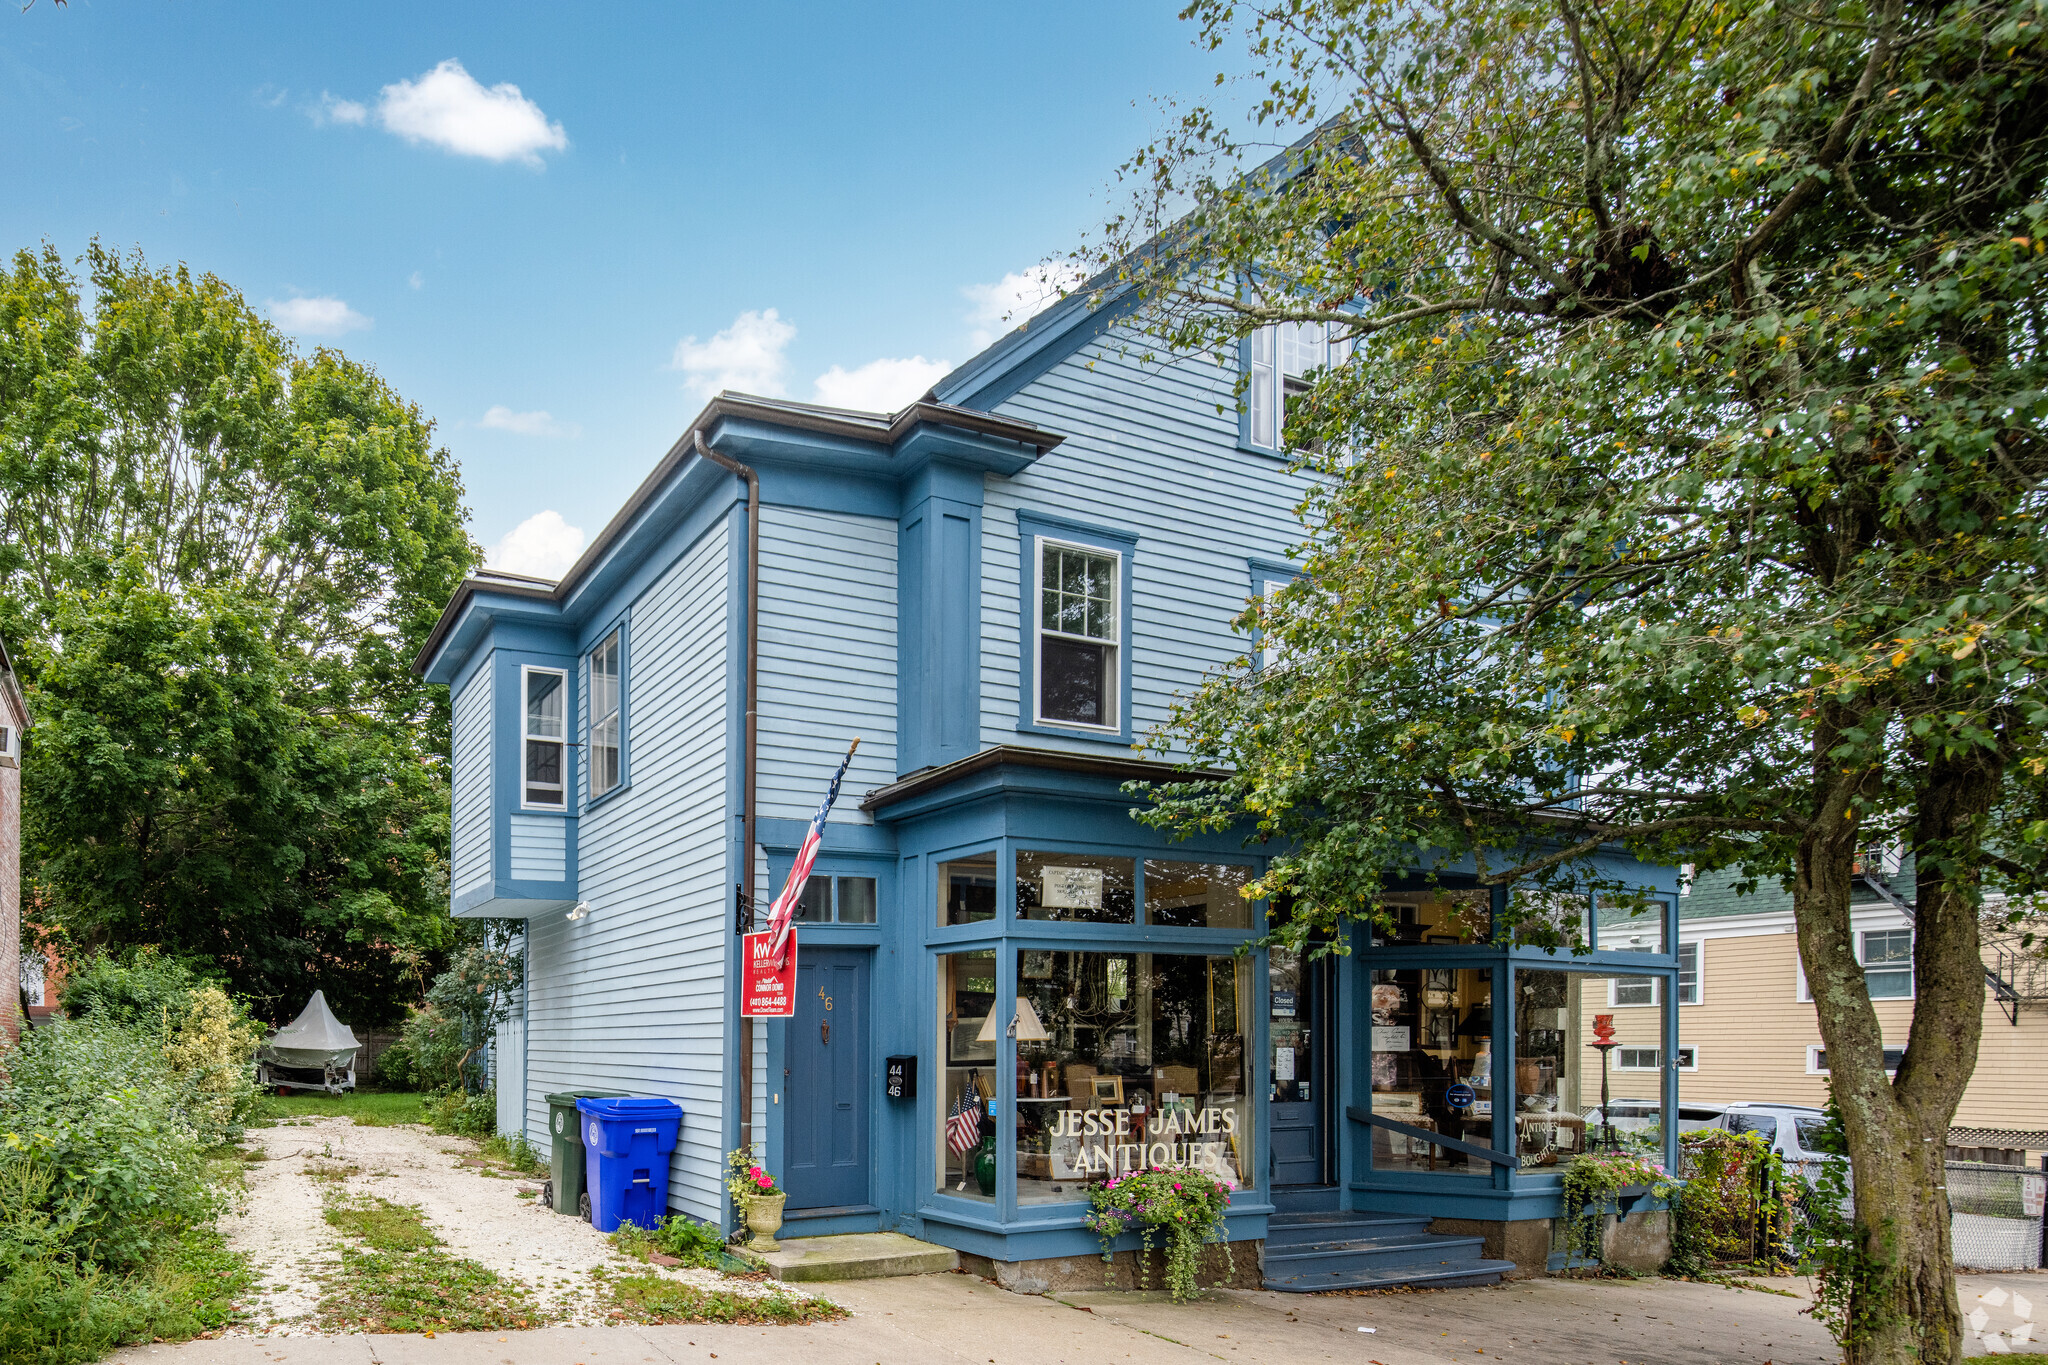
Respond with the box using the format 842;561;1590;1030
1580;1098;1728;1136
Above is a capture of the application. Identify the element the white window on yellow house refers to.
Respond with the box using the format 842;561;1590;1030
1860;929;1913;998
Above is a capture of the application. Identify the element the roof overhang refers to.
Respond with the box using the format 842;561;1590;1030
860;744;1226;821
413;394;1063;682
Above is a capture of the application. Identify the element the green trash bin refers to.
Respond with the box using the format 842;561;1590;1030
544;1089;628;1217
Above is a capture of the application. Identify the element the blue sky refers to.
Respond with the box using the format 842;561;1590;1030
1;2;1230;576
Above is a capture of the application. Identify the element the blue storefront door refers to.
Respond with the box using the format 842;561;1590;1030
1269;949;1327;1185
785;948;870;1210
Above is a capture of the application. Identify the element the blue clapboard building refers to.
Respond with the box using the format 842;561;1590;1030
413;292;1688;1287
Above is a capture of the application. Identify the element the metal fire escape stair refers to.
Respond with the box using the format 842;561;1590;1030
1856;869;2031;1026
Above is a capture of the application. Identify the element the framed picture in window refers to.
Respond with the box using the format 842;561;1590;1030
1021;951;1056;980
1090;1075;1125;1105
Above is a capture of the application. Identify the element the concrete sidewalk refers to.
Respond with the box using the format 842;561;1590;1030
112;1268;2043;1364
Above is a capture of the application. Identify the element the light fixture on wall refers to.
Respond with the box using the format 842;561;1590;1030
977;996;1050;1042
566;901;594;922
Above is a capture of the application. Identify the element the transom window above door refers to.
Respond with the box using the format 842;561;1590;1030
1037;540;1120;729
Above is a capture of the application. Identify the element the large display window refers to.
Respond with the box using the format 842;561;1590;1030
1366;964;1500;1174
937;949;999;1202
966;949;1257;1206
1512;968;1669;1167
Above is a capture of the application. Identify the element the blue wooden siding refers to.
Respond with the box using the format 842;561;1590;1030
507;815;568;880
451;664;494;901
983;334;1316;756
756;505;897;822
521;517;733;1224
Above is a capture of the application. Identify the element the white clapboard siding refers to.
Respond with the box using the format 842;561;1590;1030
522;518;733;1224
985;333;1315;754
756;505;897;822
451;664;494;899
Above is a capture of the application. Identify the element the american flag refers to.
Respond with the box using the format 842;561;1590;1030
948;1079;982;1156
763;737;860;967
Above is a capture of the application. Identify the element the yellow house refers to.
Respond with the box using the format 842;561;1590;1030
1664;860;2048;1163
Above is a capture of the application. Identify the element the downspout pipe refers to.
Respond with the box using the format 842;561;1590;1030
695;431;761;1155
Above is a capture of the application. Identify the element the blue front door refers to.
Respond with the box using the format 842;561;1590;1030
1269;949;1328;1185
785;948;870;1210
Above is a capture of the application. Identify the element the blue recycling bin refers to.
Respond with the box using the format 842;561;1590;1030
575;1096;682;1232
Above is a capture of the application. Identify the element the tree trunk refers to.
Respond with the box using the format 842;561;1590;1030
1793;743;1993;1365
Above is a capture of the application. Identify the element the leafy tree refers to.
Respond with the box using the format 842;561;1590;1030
0;244;477;1025
1093;0;2048;1359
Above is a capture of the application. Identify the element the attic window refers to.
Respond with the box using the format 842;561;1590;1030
1247;321;1351;451
523;667;567;809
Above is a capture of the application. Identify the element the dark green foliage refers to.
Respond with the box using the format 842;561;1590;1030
422;1087;497;1139
613;1215;749;1272
57;948;211;1028
0;243;478;1026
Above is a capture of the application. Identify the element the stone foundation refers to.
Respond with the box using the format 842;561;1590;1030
1429;1216;1555;1278
1431;1209;1671;1276
960;1238;1262;1295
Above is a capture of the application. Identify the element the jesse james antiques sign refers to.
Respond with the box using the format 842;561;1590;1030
1045;1105;1241;1180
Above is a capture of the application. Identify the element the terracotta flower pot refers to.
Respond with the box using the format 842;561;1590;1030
744;1192;787;1251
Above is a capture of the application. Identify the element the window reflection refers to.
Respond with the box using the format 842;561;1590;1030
1513;969;1668;1167
1142;860;1252;929
1372;890;1490;946
1016;851;1135;924
940;854;998;926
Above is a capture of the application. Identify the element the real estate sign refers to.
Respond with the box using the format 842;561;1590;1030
740;930;796;1017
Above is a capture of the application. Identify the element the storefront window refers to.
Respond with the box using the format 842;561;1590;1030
1512;968;1669;1168
1595;894;1667;954
938;950;999;1202
1367;966;1500;1174
1011;950;1254;1204
1373;890;1491;946
1016;851;1135;924
1142;860;1252;929
940;854;998;926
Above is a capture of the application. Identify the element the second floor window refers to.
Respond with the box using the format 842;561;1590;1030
1037;540;1119;728
1247;321;1351;451
1676;942;1699;1004
589;630;622;799
523;667;566;808
1862;929;1914;998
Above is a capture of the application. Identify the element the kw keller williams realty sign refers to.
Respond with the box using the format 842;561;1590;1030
740;932;796;1018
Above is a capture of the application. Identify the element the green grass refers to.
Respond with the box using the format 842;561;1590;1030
314;1193;547;1333
477;1132;547;1176
322;1195;442;1251
606;1275;845;1326
256;1089;428;1127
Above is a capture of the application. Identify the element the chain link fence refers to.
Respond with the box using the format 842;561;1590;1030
1944;1161;2046;1272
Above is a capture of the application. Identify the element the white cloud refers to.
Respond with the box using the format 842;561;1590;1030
488;510;585;580
669;308;795;400
479;405;580;438
375;59;567;166
313;92;367;126
813;356;951;412
267;296;372;336
963;262;1087;347
408;270;425;291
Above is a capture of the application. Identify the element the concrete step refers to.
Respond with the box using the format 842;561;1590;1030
1263;1257;1517;1293
737;1230;959;1283
1264;1232;1492;1273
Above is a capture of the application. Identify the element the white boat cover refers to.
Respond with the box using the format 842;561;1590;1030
261;990;361;1069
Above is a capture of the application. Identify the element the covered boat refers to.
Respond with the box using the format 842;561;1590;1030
256;990;361;1094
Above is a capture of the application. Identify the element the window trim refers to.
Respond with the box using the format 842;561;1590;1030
1796;924;1914;1002
1608;975;1661;1008
585;622;628;806
1677;941;1701;1005
1809;1045;1904;1076
519;664;570;812
1014;511;1138;745
1858;928;1915;1001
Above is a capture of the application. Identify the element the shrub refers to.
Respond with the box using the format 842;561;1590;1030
1084;1167;1234;1301
394;1004;466;1094
372;1033;420;1091
57;947;209;1029
423;1087;496;1139
162;985;266;1146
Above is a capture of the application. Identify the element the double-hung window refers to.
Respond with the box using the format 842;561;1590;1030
1037;540;1120;729
588;629;622;800
1611;976;1659;1007
1861;929;1913;998
1247;321;1352;451
522;667;567;809
1676;942;1700;1004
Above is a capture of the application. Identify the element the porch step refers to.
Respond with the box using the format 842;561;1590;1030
737;1231;959;1283
1261;1212;1514;1293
